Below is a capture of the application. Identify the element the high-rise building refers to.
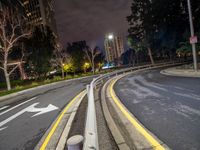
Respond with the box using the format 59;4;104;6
104;34;125;64
0;0;24;15
22;0;57;36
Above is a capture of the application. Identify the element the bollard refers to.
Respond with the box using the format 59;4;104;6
67;135;84;150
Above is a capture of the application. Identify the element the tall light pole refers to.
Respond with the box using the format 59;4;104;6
187;0;198;71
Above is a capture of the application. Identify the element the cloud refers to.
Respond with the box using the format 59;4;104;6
54;0;132;47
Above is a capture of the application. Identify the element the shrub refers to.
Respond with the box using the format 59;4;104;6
53;76;62;81
31;82;39;87
44;79;51;84
15;85;23;90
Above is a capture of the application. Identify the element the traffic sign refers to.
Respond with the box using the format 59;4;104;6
190;36;198;44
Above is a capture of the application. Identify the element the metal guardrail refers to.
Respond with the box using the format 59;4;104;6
83;80;99;150
83;61;187;150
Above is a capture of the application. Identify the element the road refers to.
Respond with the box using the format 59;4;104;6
114;68;200;150
0;76;94;150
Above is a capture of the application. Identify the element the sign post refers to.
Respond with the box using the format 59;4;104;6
190;36;198;44
187;0;198;71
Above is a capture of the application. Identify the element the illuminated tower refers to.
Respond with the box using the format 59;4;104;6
104;34;125;64
22;0;58;37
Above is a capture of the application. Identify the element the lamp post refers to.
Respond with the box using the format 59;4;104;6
187;0;198;71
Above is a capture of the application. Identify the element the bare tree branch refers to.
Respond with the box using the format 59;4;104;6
8;64;19;75
51;43;70;78
84;46;100;74
0;66;4;71
84;48;92;65
0;8;30;90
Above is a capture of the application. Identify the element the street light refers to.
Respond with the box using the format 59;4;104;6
108;34;114;40
187;0;198;71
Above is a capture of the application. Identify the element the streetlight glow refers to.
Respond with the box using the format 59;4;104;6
108;34;113;40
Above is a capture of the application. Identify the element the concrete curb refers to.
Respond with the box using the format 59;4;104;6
160;69;200;78
101;78;130;150
34;91;86;150
0;75;97;102
108;75;171;150
56;92;86;150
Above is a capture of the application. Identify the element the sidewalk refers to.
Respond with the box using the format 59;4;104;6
161;64;200;78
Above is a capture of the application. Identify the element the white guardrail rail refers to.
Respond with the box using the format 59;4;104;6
83;61;187;150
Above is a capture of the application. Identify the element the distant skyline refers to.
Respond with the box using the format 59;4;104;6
54;0;132;49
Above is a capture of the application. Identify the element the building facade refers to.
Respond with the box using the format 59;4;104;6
104;34;125;64
0;0;24;14
22;0;57;36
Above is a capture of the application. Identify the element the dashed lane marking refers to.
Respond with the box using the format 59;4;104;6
0;106;9;111
0;97;37;116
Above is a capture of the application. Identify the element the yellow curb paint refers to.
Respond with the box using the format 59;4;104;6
40;90;85;150
110;78;165;150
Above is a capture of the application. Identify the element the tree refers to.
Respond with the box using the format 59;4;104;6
127;36;147;64
51;43;69;78
177;41;200;59
0;9;30;91
84;46;100;74
127;0;200;64
127;0;156;65
66;41;87;73
25;26;55;79
63;57;75;75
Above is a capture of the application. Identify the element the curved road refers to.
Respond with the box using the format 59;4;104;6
114;68;200;150
0;76;94;150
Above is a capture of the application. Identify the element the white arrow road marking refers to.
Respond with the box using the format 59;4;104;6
0;106;9;111
27;103;59;117
0;97;37;116
0;102;58;131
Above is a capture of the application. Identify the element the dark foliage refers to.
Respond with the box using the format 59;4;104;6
25;26;55;78
127;0;200;60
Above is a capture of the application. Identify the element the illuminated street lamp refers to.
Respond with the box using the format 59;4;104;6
83;62;90;73
108;34;114;40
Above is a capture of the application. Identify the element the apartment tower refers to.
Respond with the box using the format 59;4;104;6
104;34;125;64
22;0;57;36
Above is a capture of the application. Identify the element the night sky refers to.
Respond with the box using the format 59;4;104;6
54;0;132;49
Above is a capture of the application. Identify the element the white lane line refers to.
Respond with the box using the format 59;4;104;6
0;106;9;111
0;97;37;116
0;126;7;131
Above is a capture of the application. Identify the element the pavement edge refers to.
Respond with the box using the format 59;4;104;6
103;70;172;150
0;75;97;102
160;68;200;78
101;79;130;150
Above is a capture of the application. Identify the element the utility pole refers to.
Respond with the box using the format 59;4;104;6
187;0;198;71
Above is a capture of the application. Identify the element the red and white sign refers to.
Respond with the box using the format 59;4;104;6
190;36;198;44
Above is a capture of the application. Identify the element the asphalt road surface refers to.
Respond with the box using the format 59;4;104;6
0;76;94;150
114;68;200;150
